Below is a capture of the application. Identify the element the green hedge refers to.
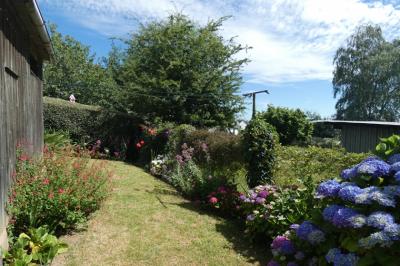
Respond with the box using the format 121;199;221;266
43;97;142;158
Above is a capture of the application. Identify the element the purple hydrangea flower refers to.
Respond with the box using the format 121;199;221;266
267;260;280;266
287;262;298;266
258;190;268;198
255;197;266;204
356;159;390;178
388;154;400;165
341;167;357;180
316;179;341;197
323;205;343;221
367;212;395;229
271;235;295;255
239;194;247;201
290;224;300;230
246;214;255;221
338;185;363;202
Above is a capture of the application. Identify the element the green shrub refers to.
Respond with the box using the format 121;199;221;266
3;227;67;265
261;105;313;145
183;130;244;174
8;146;111;236
43;97;141;159
44;130;71;150
243;116;278;188
274;146;368;185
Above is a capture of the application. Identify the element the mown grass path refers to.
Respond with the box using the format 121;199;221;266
54;161;269;266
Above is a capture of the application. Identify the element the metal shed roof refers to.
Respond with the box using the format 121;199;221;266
14;0;53;60
312;120;400;127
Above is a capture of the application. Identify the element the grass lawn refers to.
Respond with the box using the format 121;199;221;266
53;161;270;266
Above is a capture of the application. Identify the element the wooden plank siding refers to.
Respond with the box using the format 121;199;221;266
0;0;45;247
341;125;400;153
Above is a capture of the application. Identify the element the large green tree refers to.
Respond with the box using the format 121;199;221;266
120;14;249;128
333;25;400;121
44;25;122;110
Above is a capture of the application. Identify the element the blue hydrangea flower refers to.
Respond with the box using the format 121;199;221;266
383;185;400;196
296;221;325;245
341;167;357;180
316;179;341;198
290;224;300;230
333;253;359;266
356;159;390;178
395;172;400;183
359;231;393;248
307;230;326;245
368;189;396;207
326;248;341;263
383;223;400;240
338;185;363;202
367;212;395;229
332;207;364;228
388;154;400;165
323;205;343;221
390;162;400;173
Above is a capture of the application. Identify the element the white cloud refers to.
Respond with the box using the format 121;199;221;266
39;0;400;83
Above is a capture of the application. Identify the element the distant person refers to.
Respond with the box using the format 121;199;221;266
69;94;76;103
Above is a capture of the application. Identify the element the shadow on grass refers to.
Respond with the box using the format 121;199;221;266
145;179;271;265
177;201;271;265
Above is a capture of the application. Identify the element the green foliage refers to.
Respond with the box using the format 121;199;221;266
274;146;367;185
333;24;400;121
240;177;317;240
8;147;110;235
170;160;204;198
261;105;314;145
3;227;67;266
305;111;338;139
43;97;141;159
165;124;196;157
242;116;278;188
120;14;248;128
44;130;71;149
375;134;400;159
44;24;123;110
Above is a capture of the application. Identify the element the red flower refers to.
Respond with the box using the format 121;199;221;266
48;192;54;199
140;140;145;145
209;197;218;204
136;143;142;148
18;153;29;161
58;188;65;194
42;178;50;185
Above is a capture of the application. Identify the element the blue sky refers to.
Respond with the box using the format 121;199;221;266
37;0;400;119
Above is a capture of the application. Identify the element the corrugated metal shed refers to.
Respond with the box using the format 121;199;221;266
313;120;400;153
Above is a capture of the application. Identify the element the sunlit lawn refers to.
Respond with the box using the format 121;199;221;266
53;161;269;266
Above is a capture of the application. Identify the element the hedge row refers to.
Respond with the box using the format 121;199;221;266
43;97;142;158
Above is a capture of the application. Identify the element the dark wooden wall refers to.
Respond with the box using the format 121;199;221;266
341;125;400;153
0;0;44;245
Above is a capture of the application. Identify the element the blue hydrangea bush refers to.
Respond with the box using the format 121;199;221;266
268;136;400;266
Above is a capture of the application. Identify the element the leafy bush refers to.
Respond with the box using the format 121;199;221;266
261;105;313;145
44;130;71;150
268;135;400;266
205;183;241;216
43;97;141;160
3;227;67;266
8;146;111;236
243;116;278;188
239;177;315;240
274;146;367;185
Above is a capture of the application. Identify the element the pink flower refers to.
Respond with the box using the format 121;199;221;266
48;192;54;199
42;178;50;185
18;153;29;161
209;197;218;204
136;143;142;148
140;140;145;145
58;188;65;194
